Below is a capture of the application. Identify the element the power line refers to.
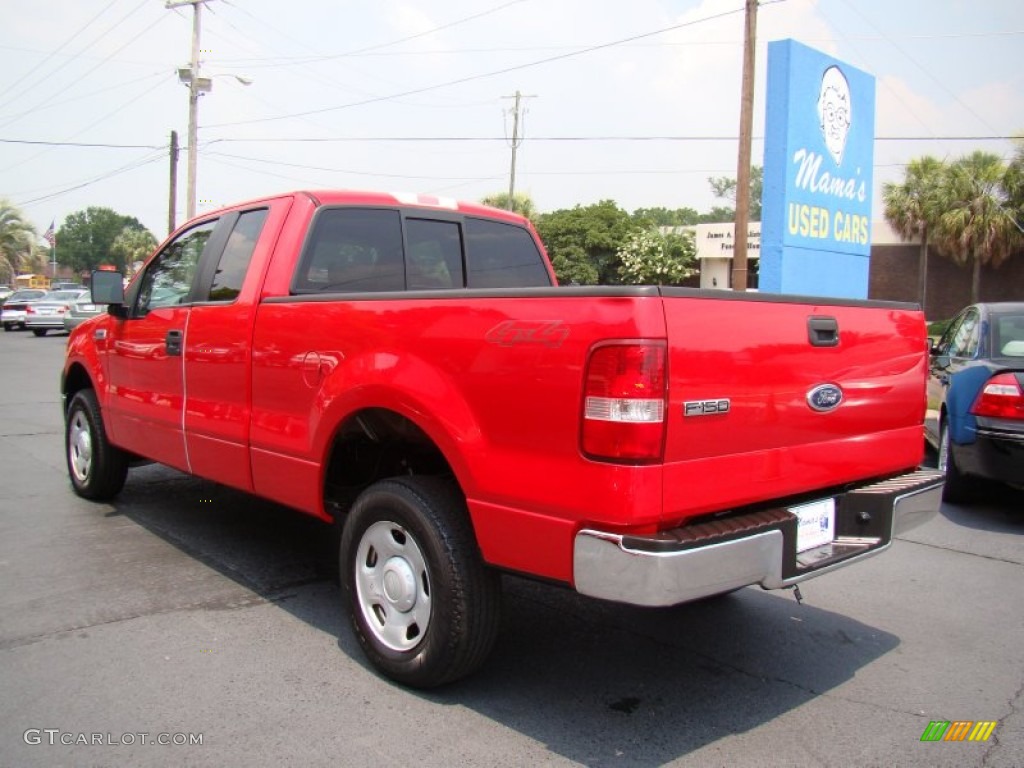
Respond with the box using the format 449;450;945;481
0;1;156;130
13;150;167;208
204;3;768;129
0;0;120;104
2;134;1017;150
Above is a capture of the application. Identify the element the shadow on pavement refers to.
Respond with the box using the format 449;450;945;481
112;464;900;767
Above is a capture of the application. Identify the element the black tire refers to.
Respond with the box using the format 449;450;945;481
65;389;129;500
938;419;973;503
3;323;12;332
32;328;47;337
340;476;502;688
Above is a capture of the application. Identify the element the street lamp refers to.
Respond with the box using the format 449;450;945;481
175;68;253;221
167;0;251;221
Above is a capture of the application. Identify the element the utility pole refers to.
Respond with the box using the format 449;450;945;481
168;130;179;235
731;0;758;291
502;90;536;213
167;0;210;222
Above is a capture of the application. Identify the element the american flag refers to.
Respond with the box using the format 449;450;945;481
42;220;56;248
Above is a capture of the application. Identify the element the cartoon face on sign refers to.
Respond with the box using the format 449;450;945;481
817;65;851;166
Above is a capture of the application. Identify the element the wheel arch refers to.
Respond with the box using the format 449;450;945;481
62;361;95;415
321;405;469;523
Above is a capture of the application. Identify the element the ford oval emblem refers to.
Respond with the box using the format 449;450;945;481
807;384;843;412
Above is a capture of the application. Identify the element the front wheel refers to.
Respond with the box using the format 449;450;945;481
66;389;129;500
938;419;973;503
340;476;502;688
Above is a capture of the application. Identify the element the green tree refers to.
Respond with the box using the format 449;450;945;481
110;227;158;274
631;206;699;227
547;244;599;285
0;200;36;284
933;151;1022;304
57;207;151;274
698;206;738;224
883;156;946;308
617;229;696;285
707;165;763;221
535;200;637;284
480;192;537;220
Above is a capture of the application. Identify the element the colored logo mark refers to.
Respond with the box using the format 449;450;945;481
920;720;998;742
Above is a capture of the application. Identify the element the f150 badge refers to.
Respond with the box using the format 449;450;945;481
684;399;731;417
807;383;844;412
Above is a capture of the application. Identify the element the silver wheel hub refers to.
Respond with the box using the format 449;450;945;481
354;520;431;652
69;411;93;483
382;557;417;612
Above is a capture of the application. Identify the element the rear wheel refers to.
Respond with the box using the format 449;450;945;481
938;419;973;503
340;476;501;688
66;389;129;500
3;323;12;332
32;329;47;337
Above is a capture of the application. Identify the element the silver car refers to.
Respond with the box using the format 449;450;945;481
63;294;106;332
24;290;89;336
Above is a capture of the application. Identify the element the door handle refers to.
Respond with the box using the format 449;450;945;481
807;316;839;347
166;329;183;356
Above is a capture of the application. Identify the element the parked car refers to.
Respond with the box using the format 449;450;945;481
2;289;48;331
0;285;14;303
23;289;88;336
63;294;105;332
926;302;1024;501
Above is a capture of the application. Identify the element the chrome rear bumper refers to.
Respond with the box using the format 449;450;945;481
573;469;944;607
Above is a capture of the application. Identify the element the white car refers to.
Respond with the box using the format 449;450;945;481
2;289;48;331
24;290;89;336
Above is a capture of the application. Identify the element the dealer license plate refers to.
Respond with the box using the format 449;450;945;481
790;498;835;553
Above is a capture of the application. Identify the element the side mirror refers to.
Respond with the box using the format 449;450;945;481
91;270;124;305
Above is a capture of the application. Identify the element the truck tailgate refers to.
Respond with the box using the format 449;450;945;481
660;291;927;521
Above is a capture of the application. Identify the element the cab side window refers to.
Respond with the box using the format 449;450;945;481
135;220;216;314
464;217;551;288
406;219;464;289
208;209;268;302
293;208;404;293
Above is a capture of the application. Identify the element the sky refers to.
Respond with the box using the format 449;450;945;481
1;0;1022;243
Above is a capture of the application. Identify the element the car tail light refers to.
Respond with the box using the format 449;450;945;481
25;306;35;314
582;342;666;463
970;373;1024;421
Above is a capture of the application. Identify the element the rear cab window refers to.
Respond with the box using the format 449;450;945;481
291;206;551;294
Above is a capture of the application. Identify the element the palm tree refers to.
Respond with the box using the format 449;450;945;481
0;200;37;284
882;156;945;311
934;151;1022;304
1004;138;1024;229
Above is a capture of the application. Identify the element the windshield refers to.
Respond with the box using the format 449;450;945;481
44;290;87;301
9;290;46;301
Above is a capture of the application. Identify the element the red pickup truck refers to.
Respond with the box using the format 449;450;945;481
62;190;942;687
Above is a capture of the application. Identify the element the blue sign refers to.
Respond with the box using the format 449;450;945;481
760;40;876;298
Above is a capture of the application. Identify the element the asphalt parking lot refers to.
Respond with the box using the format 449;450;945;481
0;328;1021;768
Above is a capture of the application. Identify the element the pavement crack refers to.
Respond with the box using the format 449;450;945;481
899;537;1024;567
0;578;330;652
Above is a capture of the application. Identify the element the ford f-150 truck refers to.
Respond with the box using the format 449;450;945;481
62;190;942;687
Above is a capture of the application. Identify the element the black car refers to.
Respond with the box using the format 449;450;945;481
926;302;1024;501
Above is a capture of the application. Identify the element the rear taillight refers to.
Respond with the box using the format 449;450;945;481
582;342;666;463
970;373;1024;421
